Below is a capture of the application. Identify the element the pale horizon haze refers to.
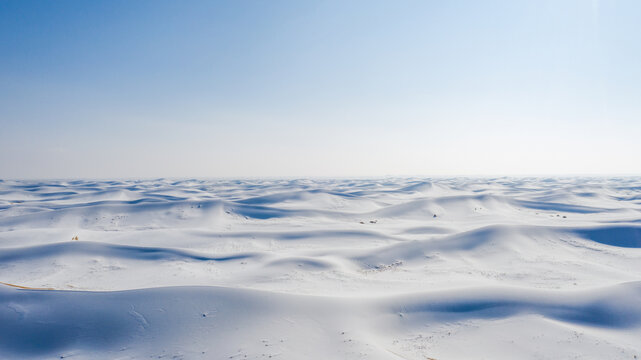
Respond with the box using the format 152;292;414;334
1;0;640;179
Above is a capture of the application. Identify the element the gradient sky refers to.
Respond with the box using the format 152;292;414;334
1;0;640;178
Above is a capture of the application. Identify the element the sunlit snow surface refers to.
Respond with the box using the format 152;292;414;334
1;178;641;359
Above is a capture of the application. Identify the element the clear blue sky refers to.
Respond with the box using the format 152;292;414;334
1;0;640;178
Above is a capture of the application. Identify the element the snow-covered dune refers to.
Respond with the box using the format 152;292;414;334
2;282;641;359
1;178;641;359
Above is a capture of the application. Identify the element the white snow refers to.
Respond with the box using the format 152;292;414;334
0;177;640;359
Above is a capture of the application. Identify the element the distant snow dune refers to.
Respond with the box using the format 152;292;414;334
1;177;640;359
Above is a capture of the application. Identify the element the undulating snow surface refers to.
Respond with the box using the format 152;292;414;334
1;178;641;359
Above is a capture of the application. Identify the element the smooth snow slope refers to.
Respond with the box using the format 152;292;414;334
0;178;640;359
